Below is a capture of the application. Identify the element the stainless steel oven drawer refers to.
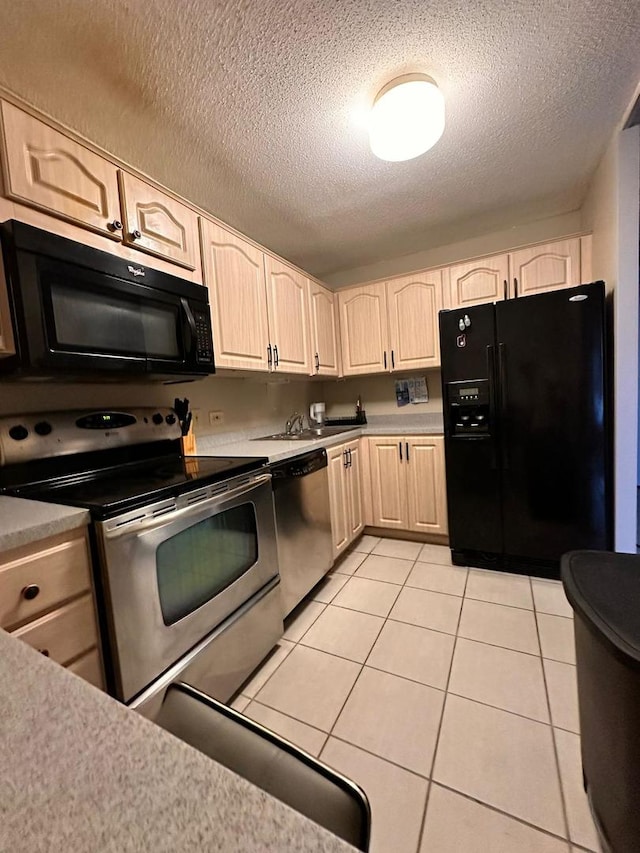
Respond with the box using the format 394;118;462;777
130;577;283;720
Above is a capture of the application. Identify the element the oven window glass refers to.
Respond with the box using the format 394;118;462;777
48;277;180;358
156;503;258;625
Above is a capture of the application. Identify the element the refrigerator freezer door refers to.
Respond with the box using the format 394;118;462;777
439;303;503;556
496;282;609;562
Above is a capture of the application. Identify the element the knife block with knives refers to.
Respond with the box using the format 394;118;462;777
175;397;197;456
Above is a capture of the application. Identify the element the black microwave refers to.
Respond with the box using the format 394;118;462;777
0;220;215;381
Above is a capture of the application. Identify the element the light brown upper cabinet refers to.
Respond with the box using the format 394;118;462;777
200;219;270;371
339;283;388;375
387;271;443;371
339;273;444;376
118;171;199;270
447;254;511;309
510;237;585;298
264;257;312;375
308;281;339;376
0;259;15;357
0;101;121;239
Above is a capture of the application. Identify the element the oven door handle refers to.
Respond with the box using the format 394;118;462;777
102;473;272;539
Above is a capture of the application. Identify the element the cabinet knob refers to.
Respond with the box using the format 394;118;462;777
21;584;40;601
107;219;123;232
131;229;142;240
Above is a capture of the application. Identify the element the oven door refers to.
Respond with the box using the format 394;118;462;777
95;471;279;703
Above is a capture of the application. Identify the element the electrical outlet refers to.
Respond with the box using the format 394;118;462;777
208;410;224;426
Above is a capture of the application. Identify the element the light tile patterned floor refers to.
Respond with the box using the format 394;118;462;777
232;536;601;853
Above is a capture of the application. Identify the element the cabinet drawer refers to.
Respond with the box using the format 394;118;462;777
0;533;91;630
67;647;104;690
11;593;97;666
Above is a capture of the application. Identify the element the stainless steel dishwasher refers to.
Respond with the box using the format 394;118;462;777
271;448;333;616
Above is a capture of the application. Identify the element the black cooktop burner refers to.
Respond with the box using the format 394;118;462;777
4;454;268;520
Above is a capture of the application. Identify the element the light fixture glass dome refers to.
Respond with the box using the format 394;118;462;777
369;74;445;162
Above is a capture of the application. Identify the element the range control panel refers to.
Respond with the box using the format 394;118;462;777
0;408;182;466
446;379;491;437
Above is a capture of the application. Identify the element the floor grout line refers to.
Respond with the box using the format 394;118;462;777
533;572;573;845
415;556;471;853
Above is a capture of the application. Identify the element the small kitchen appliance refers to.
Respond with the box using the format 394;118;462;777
0;220;215;381
0;408;281;718
309;402;326;426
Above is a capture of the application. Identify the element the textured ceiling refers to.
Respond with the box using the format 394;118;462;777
0;0;639;278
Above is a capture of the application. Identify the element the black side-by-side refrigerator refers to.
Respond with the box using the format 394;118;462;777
439;281;611;578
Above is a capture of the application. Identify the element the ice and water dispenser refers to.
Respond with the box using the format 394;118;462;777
445;379;491;436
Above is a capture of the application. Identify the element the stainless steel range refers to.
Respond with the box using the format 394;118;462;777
0;408;283;718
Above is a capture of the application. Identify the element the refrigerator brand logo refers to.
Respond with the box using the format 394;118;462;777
456;334;467;348
127;266;145;277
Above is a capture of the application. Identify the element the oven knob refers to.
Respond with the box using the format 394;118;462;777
34;421;53;436
9;425;29;441
152;413;164;425
165;414;177;425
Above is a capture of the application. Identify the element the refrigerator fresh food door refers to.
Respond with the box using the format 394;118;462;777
495;282;609;563
439;303;503;557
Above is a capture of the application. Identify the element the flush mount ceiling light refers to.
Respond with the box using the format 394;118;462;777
369;73;445;162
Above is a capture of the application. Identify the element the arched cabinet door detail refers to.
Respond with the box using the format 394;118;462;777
264;257;311;375
119;171;199;270
339;284;388;375
447;254;511;309
200;219;270;372
511;239;582;297
0;101;120;238
387;272;444;370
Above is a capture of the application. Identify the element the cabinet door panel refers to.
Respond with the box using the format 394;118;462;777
309;281;339;376
200;219;270;371
448;254;510;309
511;238;581;297
339;284;388;375
265;257;311;374
119;171;199;270
345;439;364;540
12;593;97;666
406;436;448;535
0;258;15;357
0;101;121;238
387;271;443;370
68;647;105;690
368;437;407;529
328;445;350;558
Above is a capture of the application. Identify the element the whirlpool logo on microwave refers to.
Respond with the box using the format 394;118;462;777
127;265;146;277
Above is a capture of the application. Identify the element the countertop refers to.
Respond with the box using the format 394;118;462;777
0;627;354;853
196;414;444;463
0;495;89;553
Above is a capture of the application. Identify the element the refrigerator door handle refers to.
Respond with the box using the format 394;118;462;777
498;342;509;469
486;344;498;470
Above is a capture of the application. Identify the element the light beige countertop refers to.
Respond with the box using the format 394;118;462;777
0;495;89;553
0;627;353;853
196;414;444;463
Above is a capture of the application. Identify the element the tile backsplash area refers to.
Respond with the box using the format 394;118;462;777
0;375;319;437
321;370;443;419
0;370;444;436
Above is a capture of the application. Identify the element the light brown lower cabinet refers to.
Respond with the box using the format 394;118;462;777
327;439;364;558
0;528;105;689
367;435;448;536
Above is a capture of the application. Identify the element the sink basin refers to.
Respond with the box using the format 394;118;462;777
251;426;359;442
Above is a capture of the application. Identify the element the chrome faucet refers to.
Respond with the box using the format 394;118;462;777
285;412;305;435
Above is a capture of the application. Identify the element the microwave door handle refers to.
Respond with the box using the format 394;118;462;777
180;298;198;357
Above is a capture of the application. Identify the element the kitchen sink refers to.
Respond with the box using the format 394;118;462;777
251;426;359;441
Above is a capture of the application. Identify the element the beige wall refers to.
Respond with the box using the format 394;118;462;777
0;374;317;438
320;370;443;418
581;124;640;553
324;211;583;288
